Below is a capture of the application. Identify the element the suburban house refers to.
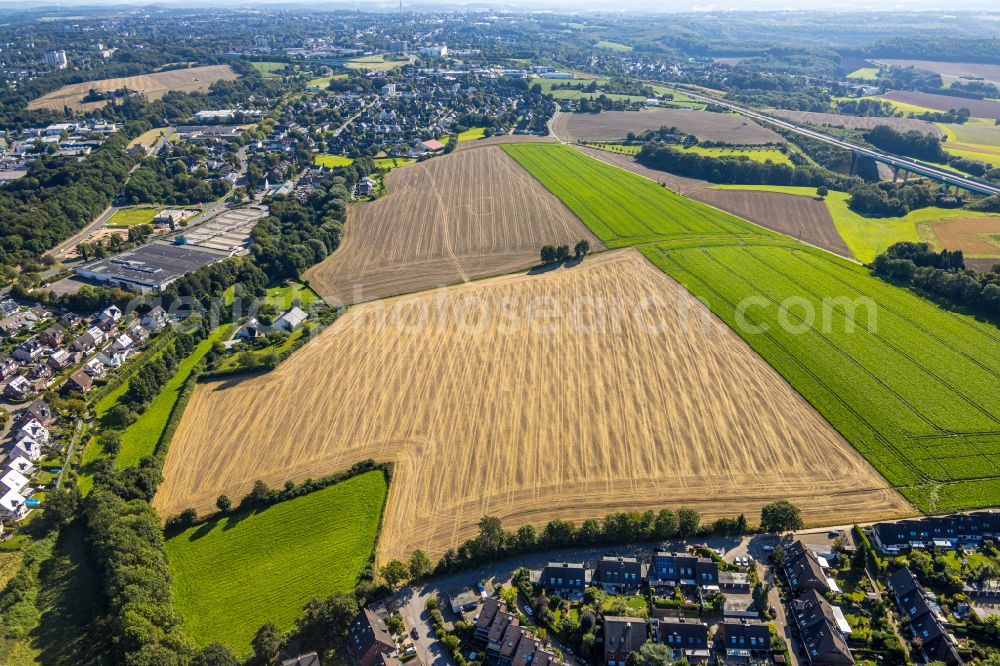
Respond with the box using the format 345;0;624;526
59;312;82;329
649;552;718;591
7;456;35;477
24;399;53;426
235;317;262;340
532;561;591;596
1;468;30;495
71;331;98;353
871;512;1000;553
715;620;772;664
888;567;961;665
488;621;525;664
409;138;446;157
39;323;67;347
719;572;751;594
13;338;43;363
784;541;833;595
112;332;135;352
0;488;28;521
655;618;710;663
10;437;42;462
348;609;398;666
97;349;133;368
99;305;123;328
46;348;71;370
141;306;167;330
86;326;108;346
356;176;377;197
18;419;49;445
275;306;308;332
603;616;647;666
83;358;106;378
594;555;647;594
68;369;94;393
475;598;511;642
126;323;149;345
791;590;854;666
0;355;17;378
4;375;35;401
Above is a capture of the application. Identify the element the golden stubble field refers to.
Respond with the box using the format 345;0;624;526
303;145;602;306
157;249;913;561
28;64;239;112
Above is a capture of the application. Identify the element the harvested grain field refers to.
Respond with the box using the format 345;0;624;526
883;90;1000;120
874;60;1000;88
303;146;602;305
157;249;913;562
928;217;1000;257
28;65;239;112
573;146;852;258
768;109;943;137
551;108;784;144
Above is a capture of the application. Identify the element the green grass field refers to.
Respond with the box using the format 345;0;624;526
714;184;1000;262
595;40;632;52
250;61;289;78
502;144;773;247
106;207;158;228
306;73;347;88
265;281;320;310
847;67;879;80
457;127;487;142
549;88;646;103
373;157;416;172
313;154;353;168
115;326;228;468
937;118;1000;146
585;142;793;165
166;471;388;654
509;144;1000;513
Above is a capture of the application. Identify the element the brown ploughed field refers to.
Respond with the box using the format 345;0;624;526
930;217;1000;257
874;60;1000;88
768;109;943;137
28;65;239;112
303;145;601;305
551;108;784;144
157;249;912;562
883;90;1000;119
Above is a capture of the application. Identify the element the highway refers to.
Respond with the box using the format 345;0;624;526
667;87;1000;197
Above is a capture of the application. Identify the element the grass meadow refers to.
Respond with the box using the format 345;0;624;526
166;471;388;654
313;154;354;168
106;207;159;228
509;143;1000;513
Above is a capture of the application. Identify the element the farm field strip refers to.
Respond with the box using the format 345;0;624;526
640;241;1000;511
502;143;771;246
551;108;784;144
157;250;913;561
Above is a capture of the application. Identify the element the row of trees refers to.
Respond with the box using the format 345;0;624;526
862;125;948;163
847;182;941;217
539;240;590;264
637;142;856;190
873;242;1000;316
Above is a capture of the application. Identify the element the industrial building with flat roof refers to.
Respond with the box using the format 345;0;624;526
75;241;230;293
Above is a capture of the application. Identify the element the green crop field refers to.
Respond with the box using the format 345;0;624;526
502;143;773;246
585;142;793;165
166;471;387;654
313;154;353;168
373;157;415;172
457;127;487;142
641;240;1000;512
509;144;1000;513
115;326;228;468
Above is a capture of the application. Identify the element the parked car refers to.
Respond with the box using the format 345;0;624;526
411;628;420;639
762;545;775;552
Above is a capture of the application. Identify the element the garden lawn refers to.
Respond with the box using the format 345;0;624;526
265;281;320;309
314;154;354;168
115;326;228;468
166;471;388;654
713;184;1000;262
106;207;158;228
641;239;1000;513
503;143;774;247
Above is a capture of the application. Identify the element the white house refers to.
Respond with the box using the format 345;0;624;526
112;333;135;352
0;489;28;521
7;456;35;477
141;306;167;330
18;418;49;444
275;307;308;332
12;437;43;462
234;317;262;340
1;468;29;495
83;357;106;378
97;349;133;368
100;305;123;325
86;326;107;346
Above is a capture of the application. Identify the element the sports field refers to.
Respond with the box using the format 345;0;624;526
303;145;601;305
166;471;387;653
502;143;772;246
157;250;911;561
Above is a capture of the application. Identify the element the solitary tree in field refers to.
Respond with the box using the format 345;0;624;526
574;239;591;260
216;494;232;512
409;549;433;580
816;186;829;198
760;500;803;533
